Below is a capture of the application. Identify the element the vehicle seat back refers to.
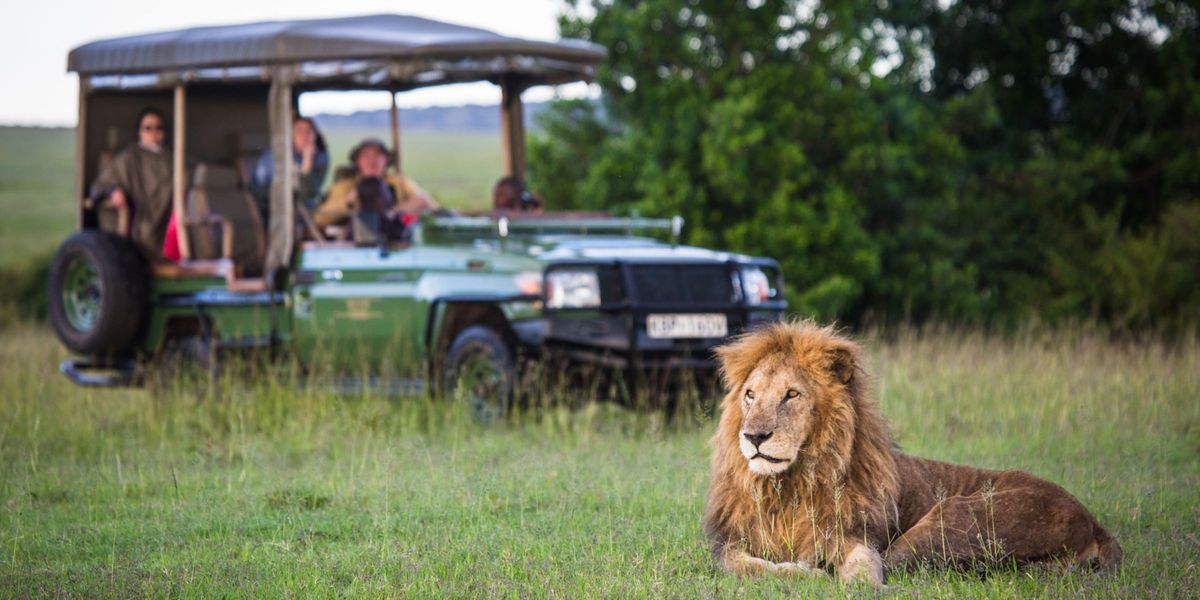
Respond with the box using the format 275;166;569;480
186;163;266;276
233;132;270;188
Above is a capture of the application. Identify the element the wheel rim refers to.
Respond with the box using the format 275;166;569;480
62;255;102;332
454;347;510;423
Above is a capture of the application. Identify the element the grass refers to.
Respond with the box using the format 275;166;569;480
2;125;1197;596
0;325;1196;597
0;127;75;269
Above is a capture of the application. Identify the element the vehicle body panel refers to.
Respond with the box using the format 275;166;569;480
141;278;276;354
124;216;786;384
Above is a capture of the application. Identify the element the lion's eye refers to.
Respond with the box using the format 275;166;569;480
745;389;755;402
785;389;800;399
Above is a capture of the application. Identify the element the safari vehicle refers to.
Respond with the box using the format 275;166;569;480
50;14;787;417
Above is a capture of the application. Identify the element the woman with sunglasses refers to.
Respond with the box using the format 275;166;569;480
88;107;175;262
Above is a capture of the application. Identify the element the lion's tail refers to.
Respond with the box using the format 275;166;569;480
1092;525;1123;573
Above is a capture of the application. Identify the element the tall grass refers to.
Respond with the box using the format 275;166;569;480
0;324;1197;597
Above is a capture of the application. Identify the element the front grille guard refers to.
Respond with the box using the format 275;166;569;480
542;258;786;313
542;259;787;366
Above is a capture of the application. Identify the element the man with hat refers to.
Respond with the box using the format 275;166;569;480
313;138;437;229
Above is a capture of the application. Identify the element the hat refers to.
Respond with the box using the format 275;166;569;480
349;138;393;164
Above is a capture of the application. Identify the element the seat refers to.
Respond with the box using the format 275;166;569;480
184;163;266;277
232;132;270;189
233;132;325;243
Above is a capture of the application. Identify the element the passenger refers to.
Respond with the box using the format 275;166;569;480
88;107;175;262
313;138;437;229
248;116;329;218
491;176;543;213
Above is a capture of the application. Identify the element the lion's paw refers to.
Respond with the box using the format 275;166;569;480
767;560;820;576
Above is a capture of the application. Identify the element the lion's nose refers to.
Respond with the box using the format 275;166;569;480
743;431;772;447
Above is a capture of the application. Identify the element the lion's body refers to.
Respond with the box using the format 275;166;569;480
702;322;1121;583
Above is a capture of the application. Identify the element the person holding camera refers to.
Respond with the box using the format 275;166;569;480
313;138;437;237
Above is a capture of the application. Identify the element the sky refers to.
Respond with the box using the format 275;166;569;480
0;0;595;126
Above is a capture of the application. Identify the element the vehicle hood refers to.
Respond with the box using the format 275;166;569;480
527;236;751;264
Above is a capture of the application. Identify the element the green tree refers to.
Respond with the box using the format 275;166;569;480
883;0;1200;326
530;0;1199;327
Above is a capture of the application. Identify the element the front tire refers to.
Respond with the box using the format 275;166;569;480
442;325;514;423
48;230;148;356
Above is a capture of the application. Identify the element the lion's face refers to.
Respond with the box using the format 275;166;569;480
715;322;860;478
736;356;823;475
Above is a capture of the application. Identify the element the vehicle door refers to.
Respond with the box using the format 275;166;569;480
291;245;424;376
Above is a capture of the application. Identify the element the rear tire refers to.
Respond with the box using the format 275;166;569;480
442;325;514;424
48;230;148;356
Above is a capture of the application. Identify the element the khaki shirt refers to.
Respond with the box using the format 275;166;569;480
313;172;436;227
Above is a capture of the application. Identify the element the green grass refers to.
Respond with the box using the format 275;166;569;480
0;126;501;271
0;127;76;269
2;125;1197;597
0;325;1196;597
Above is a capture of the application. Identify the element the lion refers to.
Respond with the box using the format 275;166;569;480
702;321;1121;585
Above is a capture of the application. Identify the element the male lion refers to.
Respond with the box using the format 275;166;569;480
702;321;1121;585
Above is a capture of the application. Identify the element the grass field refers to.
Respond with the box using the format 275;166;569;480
0;127;75;270
1;124;1198;596
0;325;1196;597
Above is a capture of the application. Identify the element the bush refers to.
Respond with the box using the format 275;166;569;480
0;250;52;329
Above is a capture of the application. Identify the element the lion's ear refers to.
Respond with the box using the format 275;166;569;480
714;334;762;392
713;343;746;392
829;346;856;384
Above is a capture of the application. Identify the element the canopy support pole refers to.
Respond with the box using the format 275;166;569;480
390;91;402;175
265;76;294;274
499;77;526;180
172;83;190;260
74;85;87;230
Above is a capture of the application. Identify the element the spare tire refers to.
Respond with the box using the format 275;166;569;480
48;230;148;356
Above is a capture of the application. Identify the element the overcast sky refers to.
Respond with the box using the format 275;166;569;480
0;0;595;126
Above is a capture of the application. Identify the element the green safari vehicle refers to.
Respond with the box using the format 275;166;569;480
49;15;787;418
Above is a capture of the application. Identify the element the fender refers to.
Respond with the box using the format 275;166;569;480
423;293;542;385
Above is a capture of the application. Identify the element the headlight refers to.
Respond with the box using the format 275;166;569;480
740;267;775;305
513;271;543;296
546;270;602;309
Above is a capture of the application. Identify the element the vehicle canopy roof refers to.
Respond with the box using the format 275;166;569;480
68;14;609;277
68;14;606;89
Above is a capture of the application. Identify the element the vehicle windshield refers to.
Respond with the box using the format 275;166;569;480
300;88;502;213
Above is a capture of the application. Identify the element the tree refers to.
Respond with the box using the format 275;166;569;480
530;0;1200;327
883;0;1200;326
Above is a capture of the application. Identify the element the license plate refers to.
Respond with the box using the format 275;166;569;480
646;313;728;339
